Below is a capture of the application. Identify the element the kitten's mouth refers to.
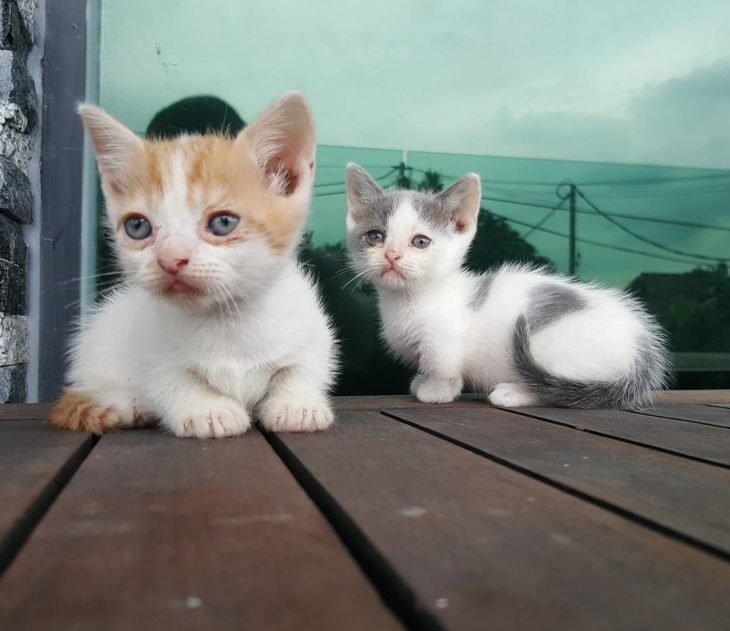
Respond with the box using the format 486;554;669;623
382;265;406;279
164;279;203;297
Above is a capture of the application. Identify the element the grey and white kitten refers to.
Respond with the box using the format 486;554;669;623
345;164;670;409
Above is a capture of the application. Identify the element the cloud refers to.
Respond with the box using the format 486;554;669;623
486;59;730;169
630;59;730;167
493;109;630;163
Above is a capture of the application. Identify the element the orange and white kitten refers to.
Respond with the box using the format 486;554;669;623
50;93;337;438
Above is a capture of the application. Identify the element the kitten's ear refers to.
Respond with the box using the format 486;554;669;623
78;104;143;187
438;173;481;233
240;92;316;197
346;163;383;229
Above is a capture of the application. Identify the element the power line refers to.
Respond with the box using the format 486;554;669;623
577;189;728;263
481;191;730;234
411;165;730;189
484;209;710;267
575;173;730;187
313;168;397;189
400;167;730;232
522;197;566;239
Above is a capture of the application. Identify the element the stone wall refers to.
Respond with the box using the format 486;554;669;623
0;0;37;402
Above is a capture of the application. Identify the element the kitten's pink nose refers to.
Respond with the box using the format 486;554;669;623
157;242;192;275
385;250;402;265
158;256;188;275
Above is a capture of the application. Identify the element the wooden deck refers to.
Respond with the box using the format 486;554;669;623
1;393;730;630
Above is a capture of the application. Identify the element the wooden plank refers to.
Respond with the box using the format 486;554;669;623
508;407;730;467
632;405;730;428
0;404;52;421
654;390;730;405
334;393;484;411
331;390;730;411
0;430;400;631
0;422;94;572
271;411;730;630
384;406;730;555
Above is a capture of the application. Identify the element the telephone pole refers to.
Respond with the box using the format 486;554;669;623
568;183;577;275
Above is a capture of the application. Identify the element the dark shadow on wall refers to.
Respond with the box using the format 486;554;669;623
146;95;246;139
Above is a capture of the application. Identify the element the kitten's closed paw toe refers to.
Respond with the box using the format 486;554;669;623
409;374;426;396
259;398;334;433
415;376;462;404
49;390;138;434
171;400;251;439
489;382;538;408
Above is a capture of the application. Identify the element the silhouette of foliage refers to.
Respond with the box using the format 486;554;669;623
628;263;730;352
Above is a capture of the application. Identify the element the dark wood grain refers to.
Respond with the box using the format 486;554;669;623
0;422;94;572
654;390;730;404
507;407;730;467
384;406;730;555
273;411;730;630
0;404;53;421
333;393;485;410
0;429;400;631
632;404;730;429
333;390;730;411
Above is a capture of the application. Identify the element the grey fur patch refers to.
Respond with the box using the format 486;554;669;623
346;165;481;246
470;272;495;310
511;311;672;409
409;190;452;231
346;188;452;253
526;284;587;333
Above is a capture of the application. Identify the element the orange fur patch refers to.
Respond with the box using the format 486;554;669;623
114;134;309;254
49;390;145;435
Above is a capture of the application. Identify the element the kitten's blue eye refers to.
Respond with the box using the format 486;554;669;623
412;235;431;249
207;213;240;236
366;230;385;245
123;215;152;240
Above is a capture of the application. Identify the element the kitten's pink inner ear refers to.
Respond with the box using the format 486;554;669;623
439;173;481;234
242;92;316;197
77;104;143;190
264;157;300;197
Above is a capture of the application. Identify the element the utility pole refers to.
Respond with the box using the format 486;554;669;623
568;183;577;275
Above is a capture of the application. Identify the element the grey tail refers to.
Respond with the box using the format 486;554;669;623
512;315;672;409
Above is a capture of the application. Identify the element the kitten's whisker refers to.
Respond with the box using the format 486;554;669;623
44;270;123;293
340;266;376;292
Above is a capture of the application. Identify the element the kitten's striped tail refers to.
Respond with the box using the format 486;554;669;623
511;315;671;409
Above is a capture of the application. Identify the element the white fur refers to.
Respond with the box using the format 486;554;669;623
70;95;336;437
347;190;662;408
69;262;336;437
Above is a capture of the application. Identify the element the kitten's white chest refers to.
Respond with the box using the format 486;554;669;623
382;307;421;364
188;320;285;405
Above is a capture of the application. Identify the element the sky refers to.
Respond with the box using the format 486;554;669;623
97;0;730;286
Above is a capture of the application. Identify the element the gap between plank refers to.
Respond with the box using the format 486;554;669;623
262;431;444;631
380;410;730;564
0;435;99;577
493;407;730;470
626;408;730;430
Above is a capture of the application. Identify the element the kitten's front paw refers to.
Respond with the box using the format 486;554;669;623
489;382;539;408
258;397;334;433
169;399;251;439
410;374;426;396
414;376;463;404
